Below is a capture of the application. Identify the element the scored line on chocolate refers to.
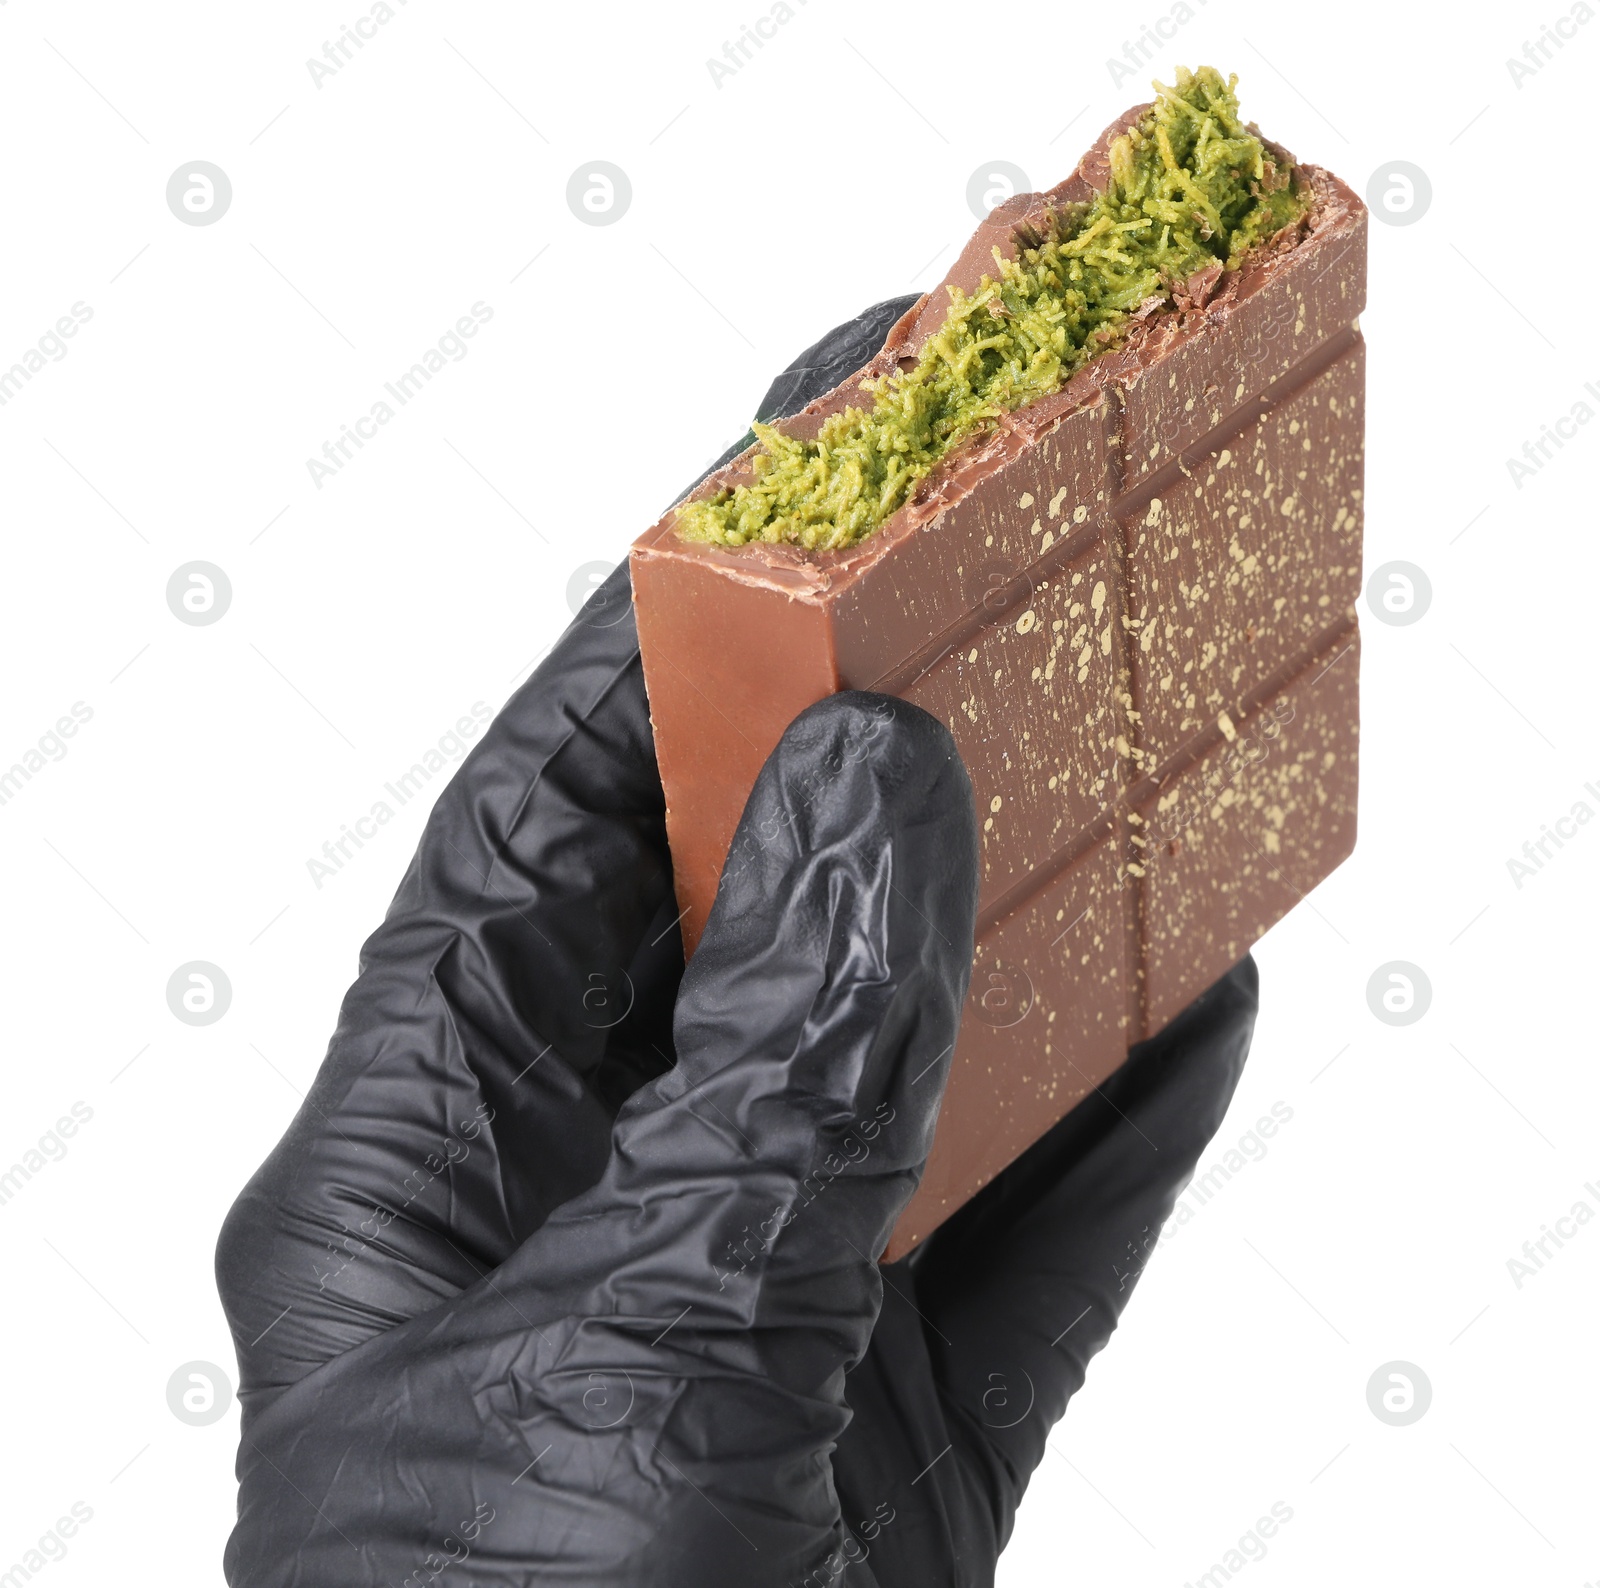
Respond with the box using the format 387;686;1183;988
1110;321;1362;516
938;315;1365;1040
864;322;1362;703
953;588;1358;916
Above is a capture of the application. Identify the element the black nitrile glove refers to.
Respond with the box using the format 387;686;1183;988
216;300;1260;1587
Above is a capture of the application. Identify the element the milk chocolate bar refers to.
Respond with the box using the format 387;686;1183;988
631;84;1366;1258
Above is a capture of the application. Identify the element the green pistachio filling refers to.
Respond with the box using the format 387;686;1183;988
676;65;1308;553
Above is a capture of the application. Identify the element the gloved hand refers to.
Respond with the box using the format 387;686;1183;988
216;300;1260;1588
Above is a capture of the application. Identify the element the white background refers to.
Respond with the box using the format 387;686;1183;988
2;0;1596;1583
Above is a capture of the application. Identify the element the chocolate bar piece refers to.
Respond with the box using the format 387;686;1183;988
631;97;1366;1259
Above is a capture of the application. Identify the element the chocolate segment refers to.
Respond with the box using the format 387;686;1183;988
630;144;1367;1259
1136;626;1359;1034
1124;339;1365;772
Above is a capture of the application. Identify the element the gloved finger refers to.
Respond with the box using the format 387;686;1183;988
838;955;1259;1570
223;691;979;1588
216;561;685;1414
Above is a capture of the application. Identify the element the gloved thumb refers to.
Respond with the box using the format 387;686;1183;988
595;688;980;1337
